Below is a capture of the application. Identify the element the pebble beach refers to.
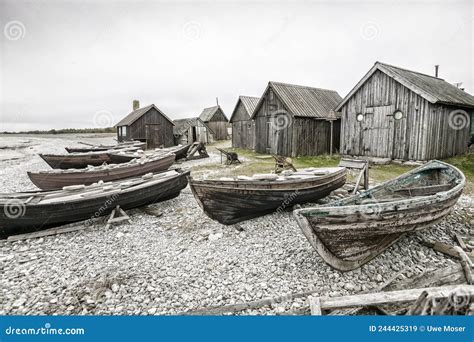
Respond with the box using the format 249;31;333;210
1;134;473;315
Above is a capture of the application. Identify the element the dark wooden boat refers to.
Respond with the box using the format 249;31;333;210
108;144;191;163
28;153;175;190
293;160;465;272
188;167;347;225
65;141;145;153
0;169;189;239
39;146;142;169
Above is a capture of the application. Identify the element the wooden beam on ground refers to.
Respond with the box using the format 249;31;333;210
308;296;322;316
7;224;89;242
318;285;473;311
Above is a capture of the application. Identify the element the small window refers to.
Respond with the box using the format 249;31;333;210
356;113;364;122
393;110;403;120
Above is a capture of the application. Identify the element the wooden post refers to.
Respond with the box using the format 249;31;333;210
329;120;334;156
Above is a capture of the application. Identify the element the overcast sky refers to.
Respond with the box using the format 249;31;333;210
0;0;472;131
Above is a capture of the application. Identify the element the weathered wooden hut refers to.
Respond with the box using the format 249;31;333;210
336;62;474;161
116;101;175;149
229;96;259;149
198;105;229;140
251;82;342;157
173;117;215;145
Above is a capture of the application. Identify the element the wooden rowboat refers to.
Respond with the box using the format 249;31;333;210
28;153;175;190
39;146;142;169
188;167;347;225
108;144;191;163
0;169;190;239
65;141;146;153
293;160;465;272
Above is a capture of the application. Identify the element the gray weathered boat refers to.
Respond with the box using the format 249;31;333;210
0;169;189;239
189;167;346;225
28;153;175;190
293;160;465;272
65;141;146;153
39;146;142;169
108;144;191;163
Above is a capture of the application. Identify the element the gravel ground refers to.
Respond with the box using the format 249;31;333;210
0;134;473;315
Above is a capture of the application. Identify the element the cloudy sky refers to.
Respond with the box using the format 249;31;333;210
0;0;472;131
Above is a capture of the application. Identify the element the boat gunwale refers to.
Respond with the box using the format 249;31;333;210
0;169;190;205
294;160;465;218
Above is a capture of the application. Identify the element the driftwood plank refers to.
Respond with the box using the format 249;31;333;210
7;224;89;242
319;285;473;310
308;296;322;316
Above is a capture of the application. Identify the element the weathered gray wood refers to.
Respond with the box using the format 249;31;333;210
319;285;474;310
308;296;322;315
7;224;89;242
339;67;471;161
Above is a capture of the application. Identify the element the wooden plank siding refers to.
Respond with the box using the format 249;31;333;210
340;70;470;161
203;107;228;140
231;100;255;149
254;87;340;157
117;107;174;148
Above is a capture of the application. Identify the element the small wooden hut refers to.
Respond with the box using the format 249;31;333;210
198;105;229;140
251;82;342;157
337;62;474;161
229;96;259;149
115;101;175;149
173;117;215;145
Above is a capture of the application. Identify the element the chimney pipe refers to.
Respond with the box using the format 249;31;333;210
216;97;219;106
435;65;439;78
133;100;140;111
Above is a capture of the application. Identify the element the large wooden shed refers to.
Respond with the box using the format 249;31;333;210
337;62;474;161
116;102;175;149
251;82;342;157
173;117;215;145
198;105;229;140
229;96;259;149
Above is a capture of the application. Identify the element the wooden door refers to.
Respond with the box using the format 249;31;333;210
146;124;162;149
361;106;394;158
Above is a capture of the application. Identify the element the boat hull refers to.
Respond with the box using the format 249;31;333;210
108;145;191;163
40;152;117;169
0;170;189;239
189;168;346;225
28;154;175;190
293;161;465;271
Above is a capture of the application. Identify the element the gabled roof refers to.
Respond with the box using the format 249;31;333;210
173;117;215;135
336;62;474;111
198;105;228;122
115;104;175;127
251;82;342;120
229;96;260;122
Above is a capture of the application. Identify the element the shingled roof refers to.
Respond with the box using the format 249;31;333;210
198;105;228;122
173;117;214;136
115;104;174;127
229;96;260;122
336;62;474;111
251;82;342;120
